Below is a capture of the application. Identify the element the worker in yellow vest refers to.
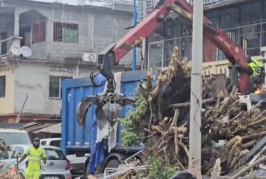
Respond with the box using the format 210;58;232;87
247;58;264;77
18;137;46;179
247;57;265;90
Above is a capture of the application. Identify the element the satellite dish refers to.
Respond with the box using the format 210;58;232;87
21;46;32;58
76;0;86;5
10;44;21;56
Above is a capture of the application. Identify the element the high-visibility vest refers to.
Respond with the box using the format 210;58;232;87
27;146;45;171
247;60;264;76
28;146;44;162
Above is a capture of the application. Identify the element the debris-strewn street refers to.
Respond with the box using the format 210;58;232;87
1;0;266;178
80;47;266;178
135;47;266;175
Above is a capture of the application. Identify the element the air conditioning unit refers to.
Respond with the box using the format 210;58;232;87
82;52;97;62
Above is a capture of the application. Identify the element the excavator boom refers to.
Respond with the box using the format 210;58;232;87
95;0;251;94
77;0;254;140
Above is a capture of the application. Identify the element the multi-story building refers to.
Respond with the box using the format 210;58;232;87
0;0;138;122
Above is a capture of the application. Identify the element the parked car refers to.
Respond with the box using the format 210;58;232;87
40;138;61;147
40;138;89;176
0;144;72;179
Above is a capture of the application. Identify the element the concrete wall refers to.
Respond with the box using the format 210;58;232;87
13;61;78;115
18;2;140;65
0;66;15;114
10;61;125;115
47;7;139;65
1;2;141;65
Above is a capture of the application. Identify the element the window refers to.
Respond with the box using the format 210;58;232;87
45;148;66;160
0;139;9;159
0;75;5;98
32;22;46;44
50;140;61;148
0;132;31;145
240;103;248;111
0;32;7;55
41;141;47;146
0;151;9;160
49;76;72;99
11;147;24;159
53;22;78;43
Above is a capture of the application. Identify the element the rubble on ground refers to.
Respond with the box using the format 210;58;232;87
111;47;266;178
0;142;21;179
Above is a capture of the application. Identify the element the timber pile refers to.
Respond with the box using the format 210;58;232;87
125;47;266;177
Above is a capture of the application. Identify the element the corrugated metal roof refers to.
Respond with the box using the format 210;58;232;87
24;122;56;133
33;123;61;134
23;122;38;128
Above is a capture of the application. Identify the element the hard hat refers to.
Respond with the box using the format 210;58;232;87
33;137;40;142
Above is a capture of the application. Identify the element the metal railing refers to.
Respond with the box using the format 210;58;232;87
0;36;22;58
137;0;226;21
0;37;14;58
147;22;266;68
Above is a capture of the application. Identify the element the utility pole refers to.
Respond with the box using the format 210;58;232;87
188;0;203;175
132;0;137;71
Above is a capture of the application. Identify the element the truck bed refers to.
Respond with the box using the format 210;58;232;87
61;70;148;155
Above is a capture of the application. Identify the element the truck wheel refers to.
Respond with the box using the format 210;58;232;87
104;159;121;169
84;162;90;177
19;173;25;179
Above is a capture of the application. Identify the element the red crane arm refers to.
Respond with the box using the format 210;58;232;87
113;0;176;64
96;0;176;83
173;0;250;94
95;0;250;94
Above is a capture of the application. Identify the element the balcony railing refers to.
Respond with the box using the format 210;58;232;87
0;36;22;59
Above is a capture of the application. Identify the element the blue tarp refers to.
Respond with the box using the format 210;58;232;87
88;74;106;174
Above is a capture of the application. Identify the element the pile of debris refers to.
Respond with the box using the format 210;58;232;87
0;142;21;179
118;47;266;178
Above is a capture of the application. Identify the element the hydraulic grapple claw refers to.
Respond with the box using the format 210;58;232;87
76;92;136;130
76;96;98;129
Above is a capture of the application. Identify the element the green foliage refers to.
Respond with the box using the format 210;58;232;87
118;88;179;177
147;157;178;179
118;90;148;148
136;157;178;179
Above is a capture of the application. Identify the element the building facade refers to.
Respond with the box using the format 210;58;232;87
0;0;137;121
146;0;266;70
